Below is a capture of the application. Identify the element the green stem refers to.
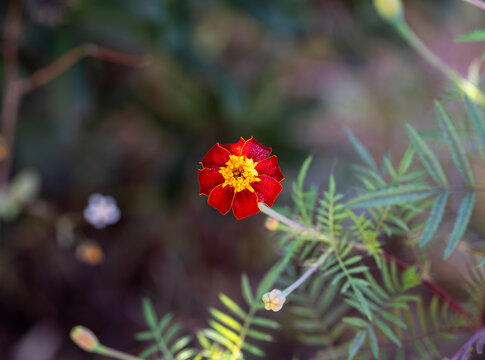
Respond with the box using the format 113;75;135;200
258;204;314;233
258;204;330;243
394;20;485;106
98;346;143;360
229;305;257;360
153;330;175;360
282;250;331;297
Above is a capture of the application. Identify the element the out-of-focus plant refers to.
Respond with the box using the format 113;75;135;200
375;0;485;105
3;0;485;359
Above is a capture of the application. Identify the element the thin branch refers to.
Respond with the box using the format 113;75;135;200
99;346;143;360
0;0;24;188
282;251;330;296
450;326;485;360
17;44;149;94
463;0;485;11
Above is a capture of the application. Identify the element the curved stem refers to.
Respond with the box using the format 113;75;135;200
450;326;485;360
463;0;485;11
258;204;314;233
394;20;485;106
258;204;331;243
282;251;330;297
98;346;143;360
17;44;149;94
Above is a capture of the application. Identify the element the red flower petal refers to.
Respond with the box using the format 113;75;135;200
222;137;245;156
201;144;230;168
198;168;224;195
255;155;284;182
253;175;283;207
242;138;271;162
232;189;260;219
208;184;235;215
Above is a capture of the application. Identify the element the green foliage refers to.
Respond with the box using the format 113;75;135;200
280;103;479;358
455;29;485;42
346;99;481;259
316;176;345;239
289;276;349;347
130;97;483;360
345;129;378;171
129;96;481;359
198;274;280;359
419;192;448;247
137;298;196;360
465;95;485;156
434;101;474;186
292;156;318;224
348;185;437;208
406;124;448;186
443;192;475;259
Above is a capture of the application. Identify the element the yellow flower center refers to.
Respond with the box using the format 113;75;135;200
219;154;260;192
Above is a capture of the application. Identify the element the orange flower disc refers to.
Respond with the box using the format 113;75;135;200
198;137;284;219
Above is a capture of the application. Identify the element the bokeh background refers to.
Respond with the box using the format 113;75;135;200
1;0;484;359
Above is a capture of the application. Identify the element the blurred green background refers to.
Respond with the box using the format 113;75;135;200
0;0;484;358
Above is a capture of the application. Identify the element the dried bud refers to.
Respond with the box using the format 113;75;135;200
265;217;279;231
70;326;100;352
0;136;8;161
76;241;104;266
374;0;403;23
262;289;286;312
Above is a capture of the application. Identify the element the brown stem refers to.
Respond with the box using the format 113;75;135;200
0;0;23;188
17;44;149;94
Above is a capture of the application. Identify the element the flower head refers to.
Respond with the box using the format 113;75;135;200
84;194;121;229
262;289;286;312
198;137;284;219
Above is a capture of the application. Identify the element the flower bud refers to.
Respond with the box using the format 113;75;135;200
76;241;104;266
374;0;403;23
265;218;279;231
262;289;286;312
70;326;100;352
0;136;7;161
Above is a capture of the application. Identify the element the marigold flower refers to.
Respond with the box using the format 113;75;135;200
84;194;121;229
198;137;284;219
262;289;286;312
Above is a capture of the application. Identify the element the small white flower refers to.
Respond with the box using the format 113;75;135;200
84;194;120;229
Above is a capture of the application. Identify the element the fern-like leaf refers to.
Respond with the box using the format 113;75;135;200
137;298;196;360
